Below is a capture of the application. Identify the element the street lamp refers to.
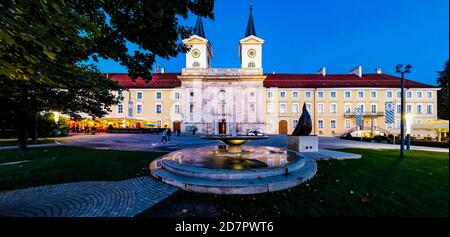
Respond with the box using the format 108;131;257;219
395;64;412;158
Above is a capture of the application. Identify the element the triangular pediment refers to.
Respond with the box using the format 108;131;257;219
240;35;264;44
183;35;209;45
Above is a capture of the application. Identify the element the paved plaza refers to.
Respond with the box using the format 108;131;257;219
56;133;449;153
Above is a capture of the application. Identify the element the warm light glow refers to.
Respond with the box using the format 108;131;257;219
406;114;414;135
52;111;60;123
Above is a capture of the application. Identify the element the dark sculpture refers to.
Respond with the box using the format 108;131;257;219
292;103;312;136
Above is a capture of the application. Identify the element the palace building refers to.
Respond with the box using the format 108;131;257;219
99;6;439;138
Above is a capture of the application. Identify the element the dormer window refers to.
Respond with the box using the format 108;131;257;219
248;62;255;68
193;61;200;68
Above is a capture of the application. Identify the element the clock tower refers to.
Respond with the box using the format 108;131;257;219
240;2;264;70
183;16;213;69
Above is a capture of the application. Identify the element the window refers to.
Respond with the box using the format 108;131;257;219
156;104;162;114
397;91;402;98
317;103;324;114
293;120;298;128
267;103;274;114
358;91;364;98
357;104;364;113
156;92;162;99
267;91;274;99
305;91;312;99
117;91;124;100
318;120;324;129
248;61;255;68
250;103;256;112
280;91;286;99
426;91;432;99
416;91;422;99
279;103;286;113
370;91;377;99
345;119;351;129
426;104;433;114
317;91;324;99
407;91;412;98
292;103;299;113
417;104;423;114
330;120;337;129
305;103;311;113
174;104;180;114
267;159;274;167
330;103;337;114
330;91;337;99
345;104;352;113
386;91;393;98
395;119;400;129
157;120;162;128
189;103;194;113
416;119;423;124
174;92;180;100
137;104;143;114
344;91;351;99
292;91;299;99
118;103;123;114
396;103;401;113
371;104;377;114
137;91;143;100
193;61;200;68
407;104;412;113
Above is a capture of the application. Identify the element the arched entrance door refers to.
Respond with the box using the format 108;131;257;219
218;119;227;134
279;120;288;134
173;121;181;132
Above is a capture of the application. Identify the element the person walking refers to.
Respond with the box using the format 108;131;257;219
167;128;172;141
160;129;168;144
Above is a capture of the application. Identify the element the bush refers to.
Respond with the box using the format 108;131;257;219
373;135;387;143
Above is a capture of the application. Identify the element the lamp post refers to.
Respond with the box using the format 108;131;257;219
395;64;412;158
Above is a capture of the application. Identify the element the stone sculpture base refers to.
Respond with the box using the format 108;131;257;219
287;135;318;153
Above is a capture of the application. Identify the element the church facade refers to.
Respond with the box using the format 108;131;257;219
103;7;439;138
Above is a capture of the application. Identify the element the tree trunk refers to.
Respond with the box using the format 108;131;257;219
18;123;28;150
32;112;38;143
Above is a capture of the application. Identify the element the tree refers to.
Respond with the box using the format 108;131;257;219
437;60;449;120
0;0;215;149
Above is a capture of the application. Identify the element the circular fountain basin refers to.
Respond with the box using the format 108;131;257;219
150;145;317;195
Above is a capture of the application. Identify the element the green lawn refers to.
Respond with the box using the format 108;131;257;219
143;149;449;217
0;146;165;191
0;138;56;146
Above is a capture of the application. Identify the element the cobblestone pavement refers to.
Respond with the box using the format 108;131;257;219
0;176;177;217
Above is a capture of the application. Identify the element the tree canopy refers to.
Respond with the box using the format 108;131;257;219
437;60;449;120
0;0;215;149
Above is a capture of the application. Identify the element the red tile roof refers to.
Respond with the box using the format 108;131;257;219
263;73;437;88
106;73;437;89
107;73;181;88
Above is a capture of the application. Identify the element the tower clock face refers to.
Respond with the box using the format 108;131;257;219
247;49;256;58
192;49;201;58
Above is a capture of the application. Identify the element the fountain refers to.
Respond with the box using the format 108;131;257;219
150;121;318;195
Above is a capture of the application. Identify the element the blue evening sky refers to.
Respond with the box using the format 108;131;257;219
91;0;449;86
